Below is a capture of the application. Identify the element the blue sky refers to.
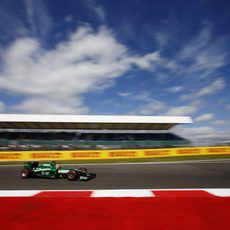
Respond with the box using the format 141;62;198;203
0;0;229;143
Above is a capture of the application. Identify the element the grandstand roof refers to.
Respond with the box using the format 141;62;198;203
0;114;192;130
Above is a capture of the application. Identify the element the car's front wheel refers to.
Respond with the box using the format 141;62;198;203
21;168;30;179
67;170;77;181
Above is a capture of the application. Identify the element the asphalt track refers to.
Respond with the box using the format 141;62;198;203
0;160;230;190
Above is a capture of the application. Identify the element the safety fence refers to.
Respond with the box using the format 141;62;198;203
0;146;229;162
0;140;190;150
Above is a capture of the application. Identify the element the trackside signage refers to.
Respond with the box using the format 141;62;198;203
109;151;137;158
0;153;22;160
177;148;203;155
144;150;171;156
207;147;230;154
0;146;229;161
31;152;62;159
71;152;101;158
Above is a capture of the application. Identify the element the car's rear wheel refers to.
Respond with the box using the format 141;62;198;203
67;170;77;181
79;167;87;173
21;168;30;179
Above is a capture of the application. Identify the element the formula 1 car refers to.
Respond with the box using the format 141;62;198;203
20;161;96;181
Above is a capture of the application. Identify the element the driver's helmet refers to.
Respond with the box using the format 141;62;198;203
56;164;61;169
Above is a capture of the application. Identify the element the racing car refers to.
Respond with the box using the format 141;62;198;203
20;161;96;181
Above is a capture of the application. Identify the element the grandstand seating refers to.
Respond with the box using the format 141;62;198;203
0;131;190;150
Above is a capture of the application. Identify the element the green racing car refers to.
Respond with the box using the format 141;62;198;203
20;161;96;181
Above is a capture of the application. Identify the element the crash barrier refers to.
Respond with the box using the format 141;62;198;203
0;146;229;162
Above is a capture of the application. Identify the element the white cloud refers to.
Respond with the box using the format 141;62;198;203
133;100;166;115
177;23;229;78
173;126;230;145
0;0;52;42
179;24;212;59
118;92;132;97
64;15;73;22
0;25;162;114
189;99;204;107
118;91;156;106
156;73;168;83
84;0;106;23
132;92;152;102
93;6;106;22
0;101;5;112
55;33;63;39
195;113;214;122
12;97;89;114
180;78;225;101
24;0;52;40
196;78;225;97
214;120;230;126
165;106;197;116
175;126;215;139
127;52;161;70
155;32;168;48
166;86;183;93
102;98;116;105
145;23;228;81
0;3;29;40
225;105;230;110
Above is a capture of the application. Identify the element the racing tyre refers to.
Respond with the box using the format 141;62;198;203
21;168;30;179
67;170;77;181
79;167;87;173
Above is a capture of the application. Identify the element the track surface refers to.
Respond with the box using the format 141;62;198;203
0;160;230;190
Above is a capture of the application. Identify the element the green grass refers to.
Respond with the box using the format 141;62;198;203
0;154;230;165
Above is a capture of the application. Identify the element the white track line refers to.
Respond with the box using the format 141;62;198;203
0;189;230;197
0;190;41;197
204;189;230;197
91;189;154;197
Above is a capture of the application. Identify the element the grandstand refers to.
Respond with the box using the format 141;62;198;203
0;114;192;150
